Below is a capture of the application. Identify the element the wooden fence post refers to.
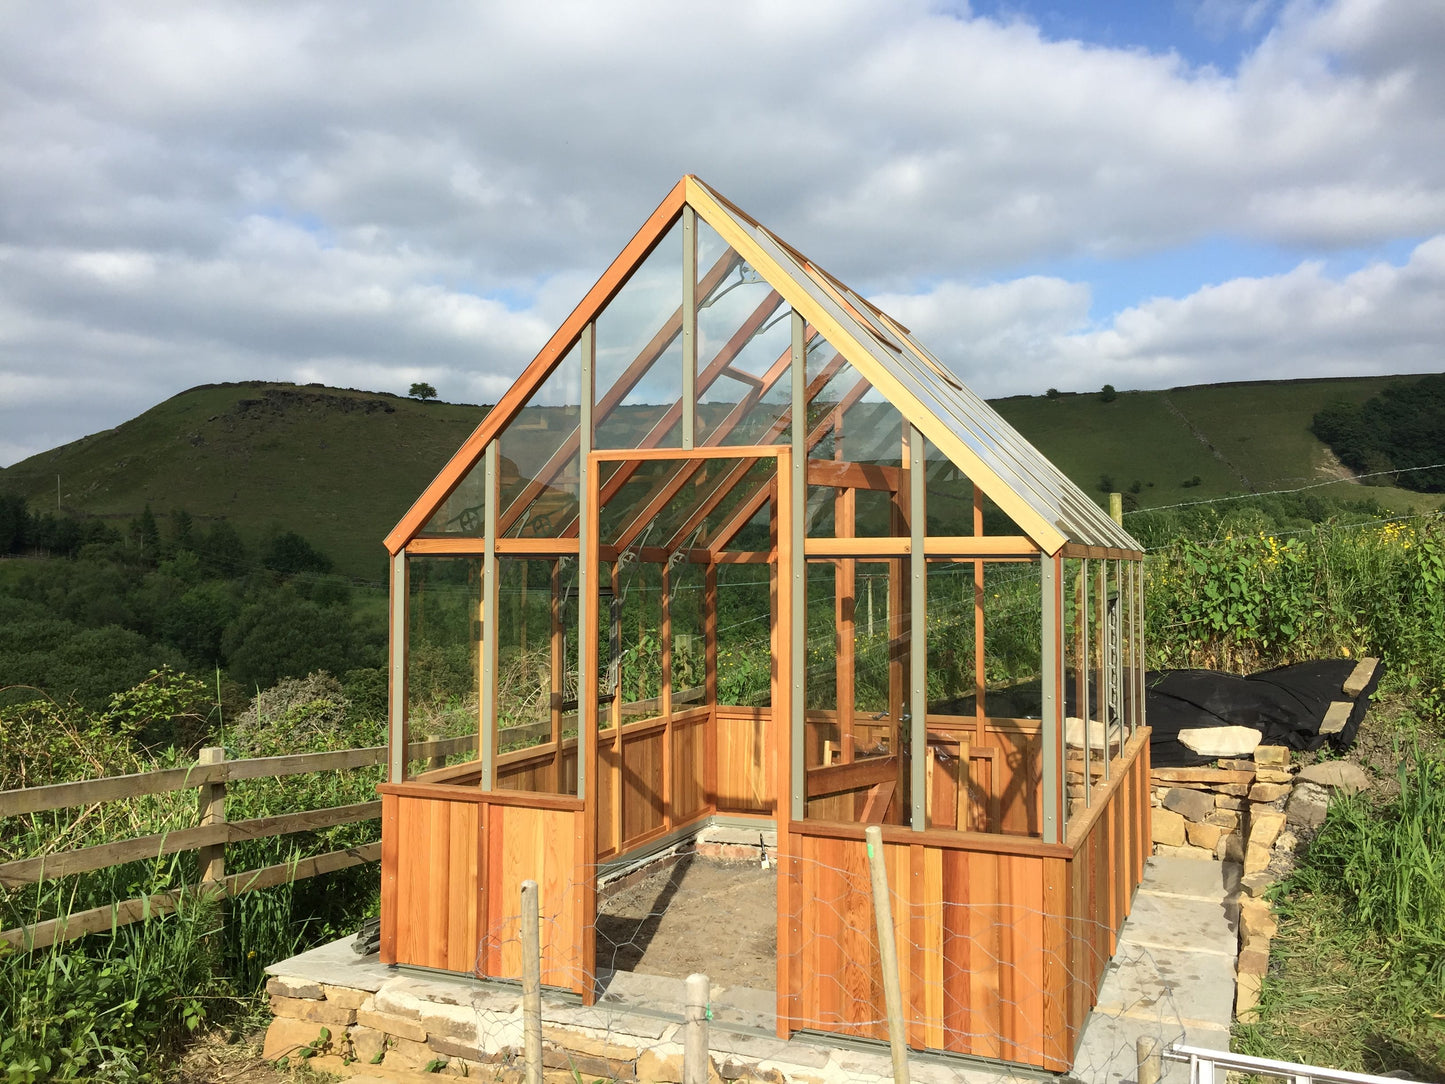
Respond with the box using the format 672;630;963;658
197;747;226;886
684;973;710;1084
864;824;910;1084
521;880;543;1084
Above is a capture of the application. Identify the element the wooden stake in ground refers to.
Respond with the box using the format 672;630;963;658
684;972;710;1084
864;824;910;1084
521;880;542;1084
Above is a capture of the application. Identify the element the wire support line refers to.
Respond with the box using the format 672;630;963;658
1123;460;1445;516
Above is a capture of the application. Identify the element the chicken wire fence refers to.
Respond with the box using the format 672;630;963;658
376;841;1196;1084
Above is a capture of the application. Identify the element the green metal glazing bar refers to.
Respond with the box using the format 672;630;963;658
1100;560;1111;784
481;441;499;790
389;550;407;784
576;322;594;801
681;206;697;451
1040;552;1061;844
1081;557;1091;808
790;310;807;822
908;426;926;830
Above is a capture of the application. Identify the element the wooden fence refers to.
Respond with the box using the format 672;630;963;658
0;735;474;951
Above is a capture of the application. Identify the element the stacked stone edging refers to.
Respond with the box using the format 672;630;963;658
1148;745;1374;1024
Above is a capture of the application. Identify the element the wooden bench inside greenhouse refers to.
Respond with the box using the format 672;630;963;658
375;176;1150;1071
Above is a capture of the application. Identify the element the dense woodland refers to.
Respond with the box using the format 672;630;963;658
0;495;386;736
1312;372;1445;492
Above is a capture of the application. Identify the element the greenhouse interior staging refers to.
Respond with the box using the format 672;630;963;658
376;176;1151;1072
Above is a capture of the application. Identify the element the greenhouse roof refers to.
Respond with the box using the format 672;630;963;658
387;176;1140;557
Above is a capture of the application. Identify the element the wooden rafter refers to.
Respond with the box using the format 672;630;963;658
494;245;744;537
549;288;787;540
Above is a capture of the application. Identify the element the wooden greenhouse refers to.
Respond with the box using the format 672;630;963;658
377;177;1150;1071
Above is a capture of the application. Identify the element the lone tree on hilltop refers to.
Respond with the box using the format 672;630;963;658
409;381;437;401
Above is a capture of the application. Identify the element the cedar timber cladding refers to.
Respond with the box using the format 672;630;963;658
377;177;1149;1071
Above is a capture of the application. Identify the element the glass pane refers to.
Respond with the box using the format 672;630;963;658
700;459;775;550
599;559;617;734
853;561;895;723
618;558;664;723
598;459;675;548
983;560;1042;718
670;559;706;709
696;233;793;447
494;558;576;795
716;563;771;707
406;556;480;776
803;557;904;825
1064;558;1099;807
924;438;976;536
499;344;581;538
423;460;487;537
804;560;837;716
803;359;906;538
925;559;977;717
595;220;684;451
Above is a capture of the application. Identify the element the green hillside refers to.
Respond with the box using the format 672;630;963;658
1;374;1438;580
0;383;489;581
993;374;1444;515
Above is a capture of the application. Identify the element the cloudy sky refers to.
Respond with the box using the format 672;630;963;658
2;0;1443;467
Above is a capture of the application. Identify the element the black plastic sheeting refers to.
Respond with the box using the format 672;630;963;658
1144;660;1383;768
929;659;1383;770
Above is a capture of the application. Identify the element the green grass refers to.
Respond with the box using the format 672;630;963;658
993;375;1444;513
1235;747;1445;1080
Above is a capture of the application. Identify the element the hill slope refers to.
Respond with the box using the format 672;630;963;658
0;384;488;580
1;374;1438;579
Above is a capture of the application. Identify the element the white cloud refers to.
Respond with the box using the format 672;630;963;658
0;0;1443;464
880;234;1445;397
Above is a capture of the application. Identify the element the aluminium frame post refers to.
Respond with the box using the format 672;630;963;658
577;322;594;801
1040;552;1062;843
681;205;697;451
481;441;499;789
789;310;806;821
388;550;408;783
908;426;926;829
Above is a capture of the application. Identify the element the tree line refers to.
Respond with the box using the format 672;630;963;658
0;493;385;743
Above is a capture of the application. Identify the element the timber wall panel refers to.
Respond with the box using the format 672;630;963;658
484;804;583;990
671;714;708;823
787;829;1073;1071
389;794;482;973
714;708;773;814
621;724;666;845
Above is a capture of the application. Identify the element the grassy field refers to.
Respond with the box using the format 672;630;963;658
994;374;1444;513
2;374;1440;580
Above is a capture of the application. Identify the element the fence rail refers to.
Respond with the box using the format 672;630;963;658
0;734;476;951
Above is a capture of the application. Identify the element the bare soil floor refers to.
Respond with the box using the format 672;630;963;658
595;855;778;989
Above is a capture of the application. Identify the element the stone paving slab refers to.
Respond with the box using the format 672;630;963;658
1122;889;1237;957
264;936;392;992
1142;855;1242;898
